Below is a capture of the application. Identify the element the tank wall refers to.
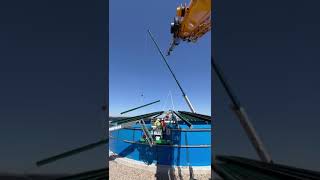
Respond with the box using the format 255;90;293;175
109;124;211;166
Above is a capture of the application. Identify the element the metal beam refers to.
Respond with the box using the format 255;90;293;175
56;168;108;180
211;57;240;109
147;29;196;113
178;111;211;122
215;155;320;180
111;111;164;125
120;100;160;114
173;111;193;128
212;57;272;163
36;139;108;167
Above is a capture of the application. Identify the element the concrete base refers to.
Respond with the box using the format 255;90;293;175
109;151;212;180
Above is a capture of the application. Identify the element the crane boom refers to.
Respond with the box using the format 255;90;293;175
167;0;211;56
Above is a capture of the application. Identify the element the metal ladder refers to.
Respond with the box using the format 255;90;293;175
139;119;154;147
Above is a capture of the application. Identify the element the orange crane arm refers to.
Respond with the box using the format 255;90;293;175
167;0;211;56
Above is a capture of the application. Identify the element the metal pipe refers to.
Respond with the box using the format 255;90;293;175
184;95;196;113
112;111;164;125
36;139;108;166
120;100;160;114
173;111;193;128
147;29;196;113
55;168;108;180
211;57;240;109
233;107;272;163
109;136;211;148
211;57;272;163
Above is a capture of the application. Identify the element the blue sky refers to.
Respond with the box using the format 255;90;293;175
109;0;211;116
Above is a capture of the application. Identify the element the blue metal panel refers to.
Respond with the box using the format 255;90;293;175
109;123;212;166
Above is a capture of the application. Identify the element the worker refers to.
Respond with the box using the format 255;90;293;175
151;118;156;129
155;118;161;129
160;119;167;140
161;119;166;130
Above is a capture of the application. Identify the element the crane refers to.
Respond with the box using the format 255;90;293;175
167;0;211;56
166;1;272;163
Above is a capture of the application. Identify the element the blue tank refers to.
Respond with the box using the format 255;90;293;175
109;121;211;166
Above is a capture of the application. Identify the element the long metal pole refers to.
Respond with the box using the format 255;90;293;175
120;100;160;114
212;57;272;163
36;139;108;166
147;29;196;113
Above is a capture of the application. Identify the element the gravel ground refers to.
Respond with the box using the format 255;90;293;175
109;155;211;180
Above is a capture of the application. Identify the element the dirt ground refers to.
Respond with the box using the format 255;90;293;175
109;156;212;180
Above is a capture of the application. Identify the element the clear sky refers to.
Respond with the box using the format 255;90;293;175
109;0;211;116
